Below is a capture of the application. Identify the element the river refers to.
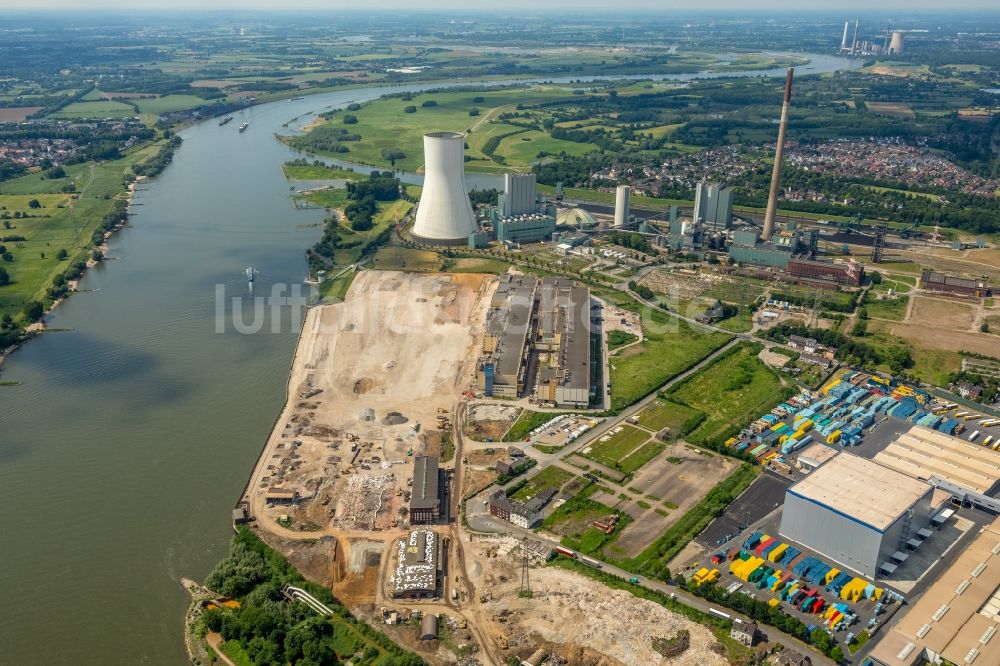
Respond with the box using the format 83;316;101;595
0;53;857;665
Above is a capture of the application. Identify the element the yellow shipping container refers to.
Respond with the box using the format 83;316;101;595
827;431;842;444
694;567;710;581
725;437;738;447
822;380;841;395
767;544;788;562
770;423;786;431
768;598;780;608
824;568;841;585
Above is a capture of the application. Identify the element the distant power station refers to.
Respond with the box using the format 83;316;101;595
614;185;630;227
412;131;479;244
888;31;905;55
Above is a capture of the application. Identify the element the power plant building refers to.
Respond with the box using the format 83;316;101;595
693;181;734;230
500;172;537;217
412;132;479;244
614;185;630;227
780;452;938;578
487;171;556;245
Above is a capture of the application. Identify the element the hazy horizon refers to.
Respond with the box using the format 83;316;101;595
3;1;1000;12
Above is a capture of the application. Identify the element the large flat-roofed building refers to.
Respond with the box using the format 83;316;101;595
534;277;592;408
780;453;936;578
391;528;444;599
477;274;537;398
873;425;1000;511
409;456;445;525
868;516;1000;666
921;269;990;298
787;257;864;286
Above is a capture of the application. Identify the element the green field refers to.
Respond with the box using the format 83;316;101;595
636;399;704;434
371;246;442;272
502;409;568;442
296;187;350;210
608;309;731;411
668;342;791;446
583;425;650;468
543;486;632;556
48;100;135;119
287;86;602;172
619;440;667;474
0;142;163;321
134;94;208;115
282;162;362;181
443;256;512;274
866;295;909;321
509;466;574;501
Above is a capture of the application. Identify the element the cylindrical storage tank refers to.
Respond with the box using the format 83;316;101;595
420;613;439;641
614;185;630;227
412;132;478;244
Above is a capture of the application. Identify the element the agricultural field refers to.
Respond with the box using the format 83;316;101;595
133;94;211;115
608;308;731;411
667;342;791;447
0;143;163;320
0;107;43;122
864;101;916;119
581;425;651;469
48;100;136;119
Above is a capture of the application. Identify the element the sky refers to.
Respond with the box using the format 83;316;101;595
2;0;998;10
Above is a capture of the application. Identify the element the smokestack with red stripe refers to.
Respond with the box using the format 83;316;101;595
762;67;793;242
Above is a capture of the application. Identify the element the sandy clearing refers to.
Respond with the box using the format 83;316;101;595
909;296;976;330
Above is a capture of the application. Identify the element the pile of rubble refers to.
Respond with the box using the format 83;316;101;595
334;473;395;530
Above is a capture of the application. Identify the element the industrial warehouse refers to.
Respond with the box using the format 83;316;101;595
779;452;944;579
390;528;445;599
476;274;594;408
868;516;1000;666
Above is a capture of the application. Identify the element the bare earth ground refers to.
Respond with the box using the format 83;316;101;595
495;565;730;666
909;296;976;330
611;443;737;558
244;270;492;537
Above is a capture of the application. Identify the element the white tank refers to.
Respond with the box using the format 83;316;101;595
412;132;478;243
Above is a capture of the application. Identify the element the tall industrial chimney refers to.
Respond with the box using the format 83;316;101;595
762;68;793;243
841;21;850;50
851;18;860;54
412;132;479;243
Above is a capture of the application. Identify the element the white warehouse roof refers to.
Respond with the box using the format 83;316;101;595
788;453;932;532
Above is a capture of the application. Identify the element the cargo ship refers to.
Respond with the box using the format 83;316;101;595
218;116;234;126
238;122;249;133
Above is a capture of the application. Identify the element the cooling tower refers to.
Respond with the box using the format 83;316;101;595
412;131;478;244
614;185;630;227
889;31;904;55
762;68;794;242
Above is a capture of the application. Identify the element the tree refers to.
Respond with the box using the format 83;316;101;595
0;266;8;286
868;271;883;285
380;148;406;167
2;252;12;262
56;249;68;260
421;100;437;107
403;106;417;114
28;199;41;209
469;108;480;117
981;322;990;333
22;300;44;322
343;114;358;124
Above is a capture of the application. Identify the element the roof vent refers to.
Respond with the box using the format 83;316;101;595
897;643;917;660
992;542;1000;556
979;626;996;645
932;604;950;621
957;580;971;595
916;624;931;638
965;648;979;663
973;562;988;578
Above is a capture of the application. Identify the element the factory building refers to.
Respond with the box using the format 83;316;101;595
476;275;594;408
412;132;479;244
780;453;940;578
534;277;592;408
477;274;537;398
391;528;445;599
868;515;1000;666
920;269;990;298
873;425;1000;511
787;257;864;286
500;172;537;217
693;181;734;230
495;214;556;244
409;455;446;525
